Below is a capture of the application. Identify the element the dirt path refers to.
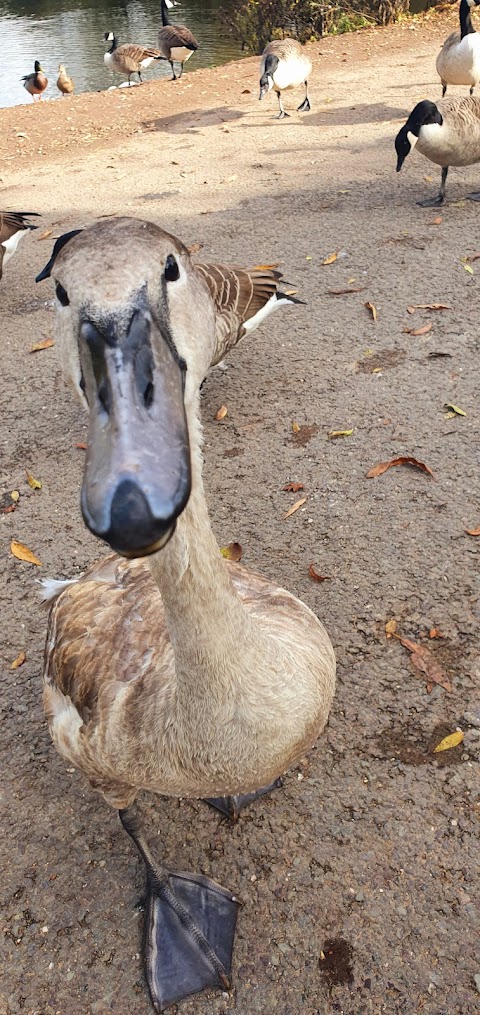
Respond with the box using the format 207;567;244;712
1;9;479;1015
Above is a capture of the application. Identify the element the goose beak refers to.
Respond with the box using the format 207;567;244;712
79;305;191;558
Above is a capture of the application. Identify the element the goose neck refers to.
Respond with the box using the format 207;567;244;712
460;0;475;39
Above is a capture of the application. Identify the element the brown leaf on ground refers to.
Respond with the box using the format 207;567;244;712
429;627;444;639
186;242;203;254
385;618;397;638
322;251;338;265
392;633;452;692
291;423;319;447
215;405;228;421
220;542;243;562
291;421;300;433
367;457;434;479
11;650;26;669
465;524;480;536
0;492;18;513
465;252;480;262
308;563;332;582
428;216;443;225
253;263;279;271
29;338;55;353
328;286;366;295
11;539;42;566
74;442;87;450
365;301;377;321
408;303;451;311
37;229;53;240
403;323;432;336
433;730;463;752
283;482;304;492
283;496;307;519
328;428;354;438
26;471;42;490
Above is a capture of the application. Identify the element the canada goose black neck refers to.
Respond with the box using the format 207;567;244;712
460;0;479;39
161;0;171;27
104;32;117;53
395;100;443;171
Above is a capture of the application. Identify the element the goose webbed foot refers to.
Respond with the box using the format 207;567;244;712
416;194;445;207
297;95;310;112
120;807;239;1012
205;777;283;822
276;110;289;120
467;190;480;201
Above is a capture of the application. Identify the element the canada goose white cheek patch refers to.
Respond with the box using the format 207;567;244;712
407;131;418;150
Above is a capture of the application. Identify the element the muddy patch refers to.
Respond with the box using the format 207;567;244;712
356;348;406;373
319;938;354;988
290;423;319;447
377;721;466;767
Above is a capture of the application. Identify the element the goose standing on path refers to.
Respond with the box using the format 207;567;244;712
56;64;74;96
103;32;163;85
158;0;199;80
259;39;312;119
395;96;480;205
21;61;48;100
35;217;336;1013
0;211;39;280
436;0;480;97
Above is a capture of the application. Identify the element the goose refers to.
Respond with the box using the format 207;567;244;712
103;32;163;85
259;39;312;120
395;96;480;205
56;63;74;96
21;61;48;101
436;0;480;97
0;211;39;280
35;217;336;1013
158;0;199;80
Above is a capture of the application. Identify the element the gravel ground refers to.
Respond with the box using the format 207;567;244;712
1;9;479;1015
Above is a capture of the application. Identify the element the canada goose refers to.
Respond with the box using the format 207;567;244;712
395;96;480;205
103;32;163;85
158;0;199;80
56;63;74;95
35;217;335;1012
21;61;48;101
0;211;39;281
436;0;480;97
259;39;312;119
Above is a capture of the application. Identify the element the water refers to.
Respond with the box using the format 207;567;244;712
0;0;241;108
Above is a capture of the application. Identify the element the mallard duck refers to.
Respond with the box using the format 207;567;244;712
103;33;163;85
436;0;480;97
158;0;199;80
395;96;480;205
21;61;48;101
56;63;74;95
259;39;312;119
0;211;39;280
35;217;335;1012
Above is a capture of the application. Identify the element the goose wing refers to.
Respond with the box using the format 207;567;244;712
116;43;162;69
158;25;199;53
0;211;40;242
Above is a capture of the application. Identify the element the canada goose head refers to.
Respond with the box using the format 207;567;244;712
259;54;278;100
36;218;217;558
395;100;443;171
104;31;115;43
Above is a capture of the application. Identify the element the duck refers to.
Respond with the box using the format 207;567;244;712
395;96;480;205
56;63;74;96
436;0;480;97
158;0;199;80
21;61;48;101
103;32;163;85
35;217;336;1013
259;39;312;119
0;211;39;281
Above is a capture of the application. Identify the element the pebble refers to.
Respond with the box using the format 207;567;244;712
355;890;365;902
474;973;480;994
463;711;480;728
396;905;407;916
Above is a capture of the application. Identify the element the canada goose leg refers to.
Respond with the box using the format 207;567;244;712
169;60;177;80
470;85;475;96
138;70;143;84
442;82;447;97
205;777;284;822
178;63;184;79
417;166;448;207
297;82;311;112
119;807;238;1011
276;92;289;119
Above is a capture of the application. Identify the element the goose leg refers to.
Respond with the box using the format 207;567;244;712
417;166;448;207
120;807;238;1012
442;82;447;97
297;82;311;112
138;70;143;83
470;85;475;96
169;60;177;80
178;63;184;79
205;777;284;822
276;92;289;119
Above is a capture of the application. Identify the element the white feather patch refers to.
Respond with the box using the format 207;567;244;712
38;576;79;603
242;293;295;335
407;130;418;149
2;230;28;265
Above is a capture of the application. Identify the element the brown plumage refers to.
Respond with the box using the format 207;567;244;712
56;64;74;95
0;211;39;281
21;61;48;100
158;0;198;79
104;34;163;84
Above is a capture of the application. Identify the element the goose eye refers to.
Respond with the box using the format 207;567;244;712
55;281;70;307
164;255;180;282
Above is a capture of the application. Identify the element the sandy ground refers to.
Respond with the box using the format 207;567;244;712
1;8;480;1015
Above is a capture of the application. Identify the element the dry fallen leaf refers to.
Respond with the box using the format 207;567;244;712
367;457;434;479
291;421;300;433
215;405;228;421
220;542;243;562
29;338;55;353
465;251;480;262
308;563;332;582
322;251;338;265
253;263;279;271
429;216;443;225
186;242;203;255
444;403;466;417
465;524;480;536
11;490;20;502
26;471;42;490
328;428;354;439
74;441;87;450
328;286;366;295
283;482;304;492
11;539;42;566
37;229;53;241
412;303;450;311
365;301;377;321
385;618;397;638
11;650;26;670
403;323;432;336
463;263;474;275
283;496;307;520
392;632;452;692
429;627;444;639
0;492;18;514
433;730;464;753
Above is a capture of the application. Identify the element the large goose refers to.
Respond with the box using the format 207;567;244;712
436;0;480;97
35;217;336;1012
259;39;312;119
395;96;480;205
103;32;163;85
0;211;39;280
158;0;199;80
21;60;48;101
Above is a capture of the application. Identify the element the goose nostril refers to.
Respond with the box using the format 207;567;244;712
144;380;154;409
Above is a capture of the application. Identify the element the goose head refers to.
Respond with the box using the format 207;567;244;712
104;31;115;43
36;217;216;558
395;100;443;171
259;55;278;100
